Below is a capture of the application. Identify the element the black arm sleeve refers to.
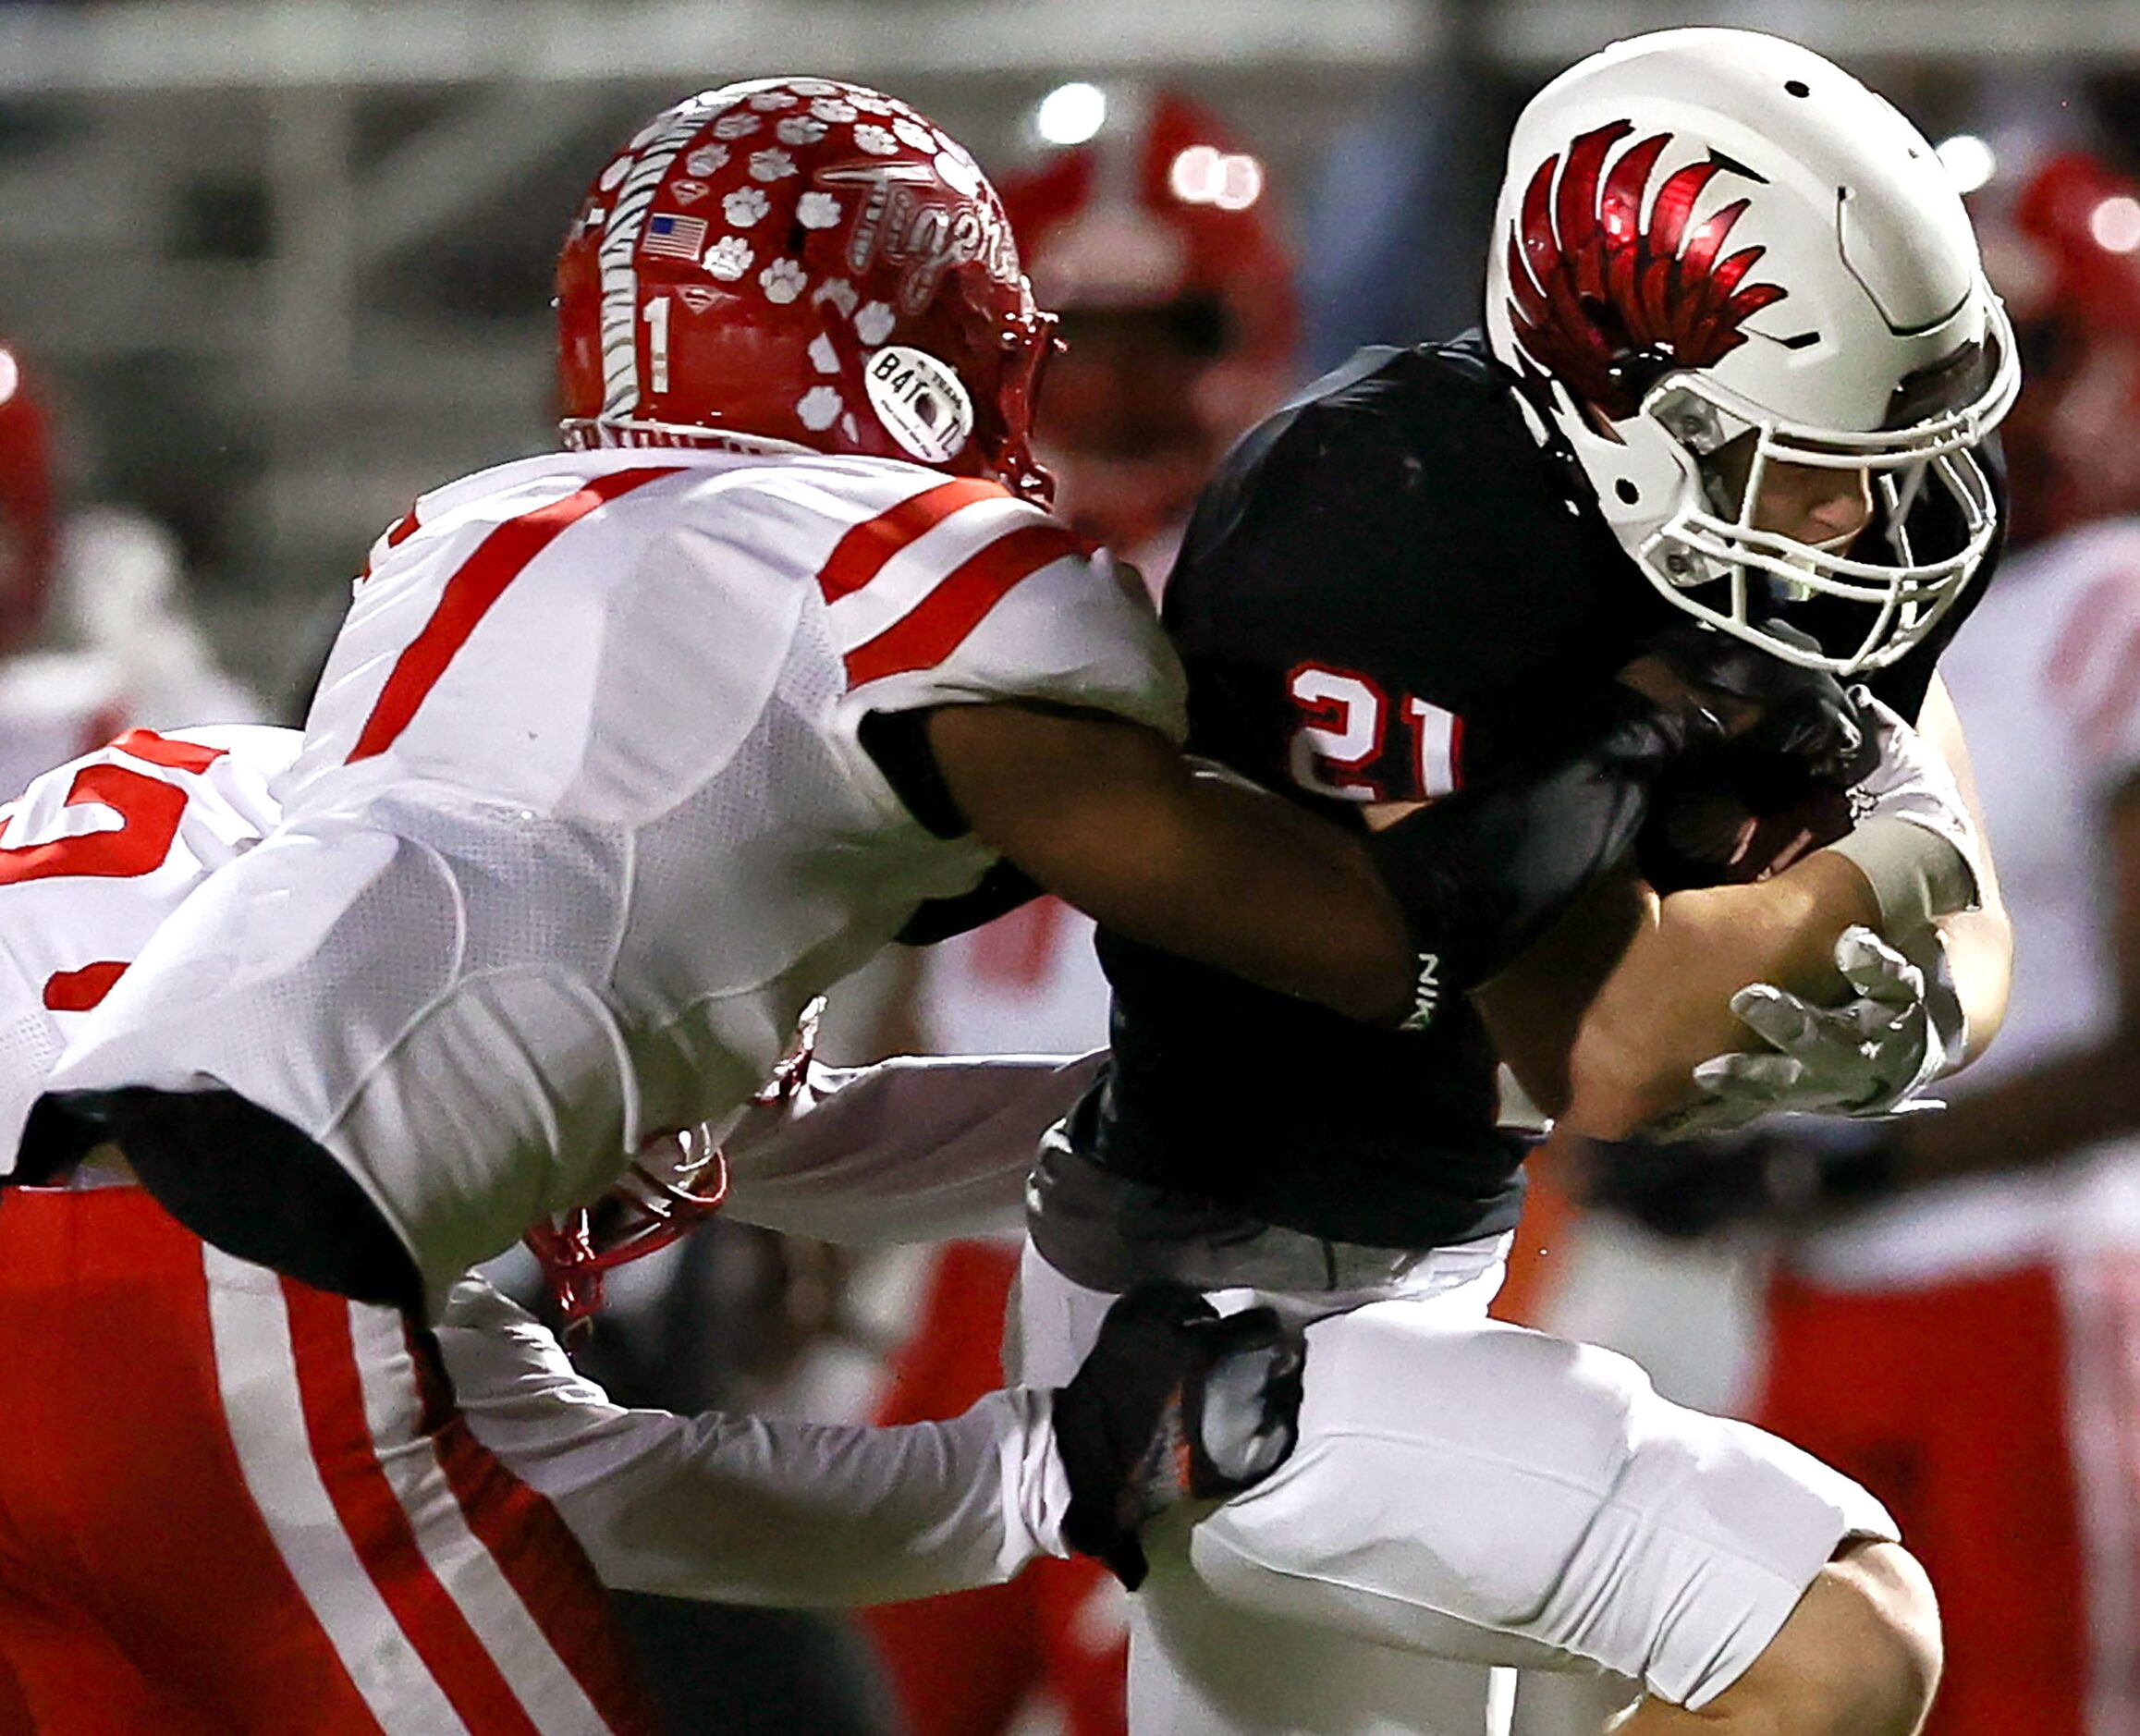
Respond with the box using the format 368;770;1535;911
1366;687;1688;999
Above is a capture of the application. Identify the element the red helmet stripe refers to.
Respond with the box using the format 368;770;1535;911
1600;132;1668;245
1679;197;1750;284
1646;160;1719;261
1507;122;1790;418
1555;121;1628;301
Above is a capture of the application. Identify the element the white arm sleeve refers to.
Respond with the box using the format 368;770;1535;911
718;1049;1106;1244
436;1276;1070;1606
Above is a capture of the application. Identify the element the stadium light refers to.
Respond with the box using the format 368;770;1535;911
1934;133;1996;195
1035;82;1107;147
2089;194;2140;254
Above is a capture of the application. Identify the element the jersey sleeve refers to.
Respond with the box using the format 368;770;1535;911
717;1050;1107;1244
820;490;1187;743
437;1276;1066;1607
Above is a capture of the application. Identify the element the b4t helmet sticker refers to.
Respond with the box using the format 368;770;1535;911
864;346;974;463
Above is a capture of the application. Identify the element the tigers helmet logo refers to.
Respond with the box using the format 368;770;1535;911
1503;121;1788;420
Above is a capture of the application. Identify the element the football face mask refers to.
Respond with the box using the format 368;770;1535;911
1636;317;2017;673
521;1131;728;1332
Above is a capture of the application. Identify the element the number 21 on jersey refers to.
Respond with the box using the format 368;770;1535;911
1286;663;1461;802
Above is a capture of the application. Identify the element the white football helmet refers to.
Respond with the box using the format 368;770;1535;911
1484;29;2018;674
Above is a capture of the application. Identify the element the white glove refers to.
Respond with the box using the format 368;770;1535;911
1825;691;1983;932
1645;925;1963;1142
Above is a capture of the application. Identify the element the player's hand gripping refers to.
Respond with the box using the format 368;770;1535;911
1052;1282;1305;1590
1630;619;1866;776
1631;622;1875;891
1643;925;1964;1142
1367;623;1862;1011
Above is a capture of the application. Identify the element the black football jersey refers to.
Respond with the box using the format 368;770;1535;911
1077;331;1999;1250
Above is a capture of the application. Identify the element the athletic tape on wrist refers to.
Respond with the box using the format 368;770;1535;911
1825;813;1976;935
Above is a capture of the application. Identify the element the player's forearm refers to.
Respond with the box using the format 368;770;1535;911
531;1393;1064;1608
437;1279;1067;1607
1106;768;1414;1021
1563;852;1877;1137
1933;903;2012;1068
718;1050;1107;1243
928;703;1413;1023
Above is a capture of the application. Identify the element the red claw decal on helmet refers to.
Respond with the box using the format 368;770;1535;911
1505;121;1787;420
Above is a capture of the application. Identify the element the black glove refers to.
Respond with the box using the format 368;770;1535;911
1633;623;1877;892
1638;620;1867;788
1053;1282;1306;1590
1575;1123;1902;1241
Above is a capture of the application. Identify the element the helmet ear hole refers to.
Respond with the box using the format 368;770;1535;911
1615;478;1641;504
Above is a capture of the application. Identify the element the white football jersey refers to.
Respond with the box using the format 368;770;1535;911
0;724;297;1170
45;447;1184;1303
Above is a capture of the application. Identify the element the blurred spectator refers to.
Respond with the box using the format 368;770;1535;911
0;339;260;801
1545;144;2140;1736
1009;87;1297;580
56;506;263;728
0;339;119;799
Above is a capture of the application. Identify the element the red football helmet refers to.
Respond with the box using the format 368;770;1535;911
0;343;55;658
998;89;1298;556
556;79;1058;504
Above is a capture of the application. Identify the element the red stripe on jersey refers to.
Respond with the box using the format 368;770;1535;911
348;467;682;764
386;507;422;547
280;1281;548;1736
408;1324;658;1732
843;521;1093;688
43;960;128;1011
109;728;226;773
816;477;1009;603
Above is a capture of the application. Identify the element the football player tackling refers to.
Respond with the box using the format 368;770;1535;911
8;50;1988;1736
15;77;1850;1322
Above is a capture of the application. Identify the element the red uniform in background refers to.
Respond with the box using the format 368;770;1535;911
0;346;128;801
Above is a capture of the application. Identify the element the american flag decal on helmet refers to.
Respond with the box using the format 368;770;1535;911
1503;121;1787;421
